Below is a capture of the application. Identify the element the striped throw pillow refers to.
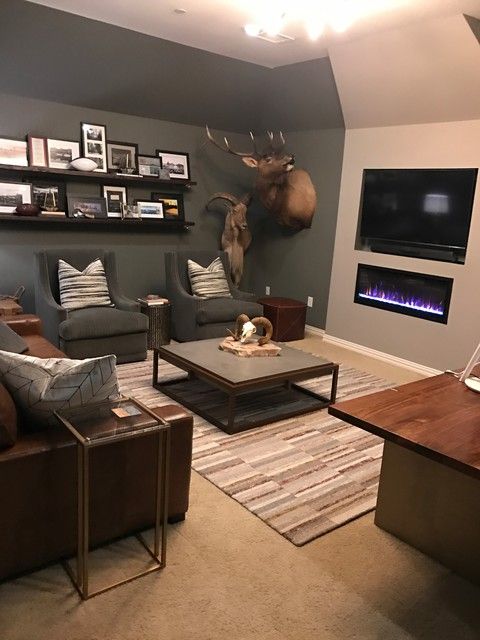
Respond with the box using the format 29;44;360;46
58;258;113;310
187;257;232;299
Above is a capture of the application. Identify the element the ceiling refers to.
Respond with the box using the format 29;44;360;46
28;0;480;67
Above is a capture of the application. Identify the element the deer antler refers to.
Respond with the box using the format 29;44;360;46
206;125;259;158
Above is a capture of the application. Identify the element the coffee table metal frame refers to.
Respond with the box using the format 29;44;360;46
55;397;171;600
153;345;339;434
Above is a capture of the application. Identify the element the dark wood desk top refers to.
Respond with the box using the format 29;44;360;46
329;373;480;480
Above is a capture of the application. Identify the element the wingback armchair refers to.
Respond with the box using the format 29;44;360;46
35;249;148;363
165;250;263;342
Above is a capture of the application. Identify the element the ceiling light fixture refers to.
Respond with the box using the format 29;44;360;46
243;1;363;41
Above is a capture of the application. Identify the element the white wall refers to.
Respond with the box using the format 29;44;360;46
326;119;480;370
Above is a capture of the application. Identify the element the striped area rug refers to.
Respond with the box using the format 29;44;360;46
117;353;391;546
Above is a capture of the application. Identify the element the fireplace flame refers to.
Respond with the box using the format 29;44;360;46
358;286;444;316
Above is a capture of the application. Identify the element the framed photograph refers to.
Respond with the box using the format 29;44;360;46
27;135;48;167
151;192;184;220
138;155;161;177
102;185;127;218
81;122;107;173
0;181;32;213
67;196;107;219
32;182;66;212
156;150;190;180
136;200;164;219
47;138;80;170
107;141;138;173
0;136;28;167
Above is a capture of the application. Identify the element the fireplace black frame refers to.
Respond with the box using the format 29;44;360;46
354;264;453;324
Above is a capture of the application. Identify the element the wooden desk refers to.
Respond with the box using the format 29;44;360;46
329;373;480;585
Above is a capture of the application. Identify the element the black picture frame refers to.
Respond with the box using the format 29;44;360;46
151;192;185;220
102;185;127;218
67;195;108;219
31;181;66;212
80;122;107;173
107;141;139;172
155;149;190;181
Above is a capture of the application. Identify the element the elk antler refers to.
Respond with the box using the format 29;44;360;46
206;125;259;158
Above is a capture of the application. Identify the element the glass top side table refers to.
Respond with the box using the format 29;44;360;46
55;396;170;600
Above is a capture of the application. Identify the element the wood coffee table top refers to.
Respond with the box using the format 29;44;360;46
329;373;480;480
158;338;333;387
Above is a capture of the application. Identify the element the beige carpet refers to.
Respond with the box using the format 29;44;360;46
117;353;391;545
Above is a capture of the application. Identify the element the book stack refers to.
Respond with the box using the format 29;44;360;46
138;296;169;306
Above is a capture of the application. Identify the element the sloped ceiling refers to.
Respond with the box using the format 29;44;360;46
329;13;480;128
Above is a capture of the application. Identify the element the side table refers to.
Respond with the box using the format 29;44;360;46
257;297;307;342
55;396;170;600
140;302;171;350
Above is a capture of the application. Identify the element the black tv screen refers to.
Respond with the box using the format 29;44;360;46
359;169;477;251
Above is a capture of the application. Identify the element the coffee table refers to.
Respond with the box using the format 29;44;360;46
153;338;339;434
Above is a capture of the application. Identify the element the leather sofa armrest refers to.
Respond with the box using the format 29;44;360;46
149;404;193;521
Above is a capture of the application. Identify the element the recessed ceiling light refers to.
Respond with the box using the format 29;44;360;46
174;8;187;15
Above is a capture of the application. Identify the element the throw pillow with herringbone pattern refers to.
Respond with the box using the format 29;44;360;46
187;257;232;299
58;258;112;310
0;351;119;427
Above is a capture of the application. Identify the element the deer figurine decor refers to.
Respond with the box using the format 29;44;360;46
206;126;316;229
206;192;252;286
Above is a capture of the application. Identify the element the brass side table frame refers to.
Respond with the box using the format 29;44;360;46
55;398;170;600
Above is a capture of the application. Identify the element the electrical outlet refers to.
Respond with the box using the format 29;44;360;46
307;296;314;308
265;286;271;295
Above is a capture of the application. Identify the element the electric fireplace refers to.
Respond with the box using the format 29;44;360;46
354;264;453;324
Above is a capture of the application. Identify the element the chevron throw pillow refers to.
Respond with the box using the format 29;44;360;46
0;351;119;427
58;258;113;310
187;257;232;299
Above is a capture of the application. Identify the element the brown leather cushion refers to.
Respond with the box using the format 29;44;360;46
0;383;17;448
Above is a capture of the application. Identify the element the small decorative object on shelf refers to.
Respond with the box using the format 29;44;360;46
219;314;280;357
27;135;48;167
156;149;190;181
69;157;98;172
107;140;138;174
81;122;107;173
32;183;66;212
15;203;40;217
0;136;28;167
121;203;140;219
46;138;80;170
0;181;32;213
138;295;170;305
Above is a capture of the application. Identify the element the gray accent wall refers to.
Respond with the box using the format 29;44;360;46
0;93;252;313
244;128;345;328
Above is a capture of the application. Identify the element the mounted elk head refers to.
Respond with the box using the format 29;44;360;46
206;192;252;287
206;126;316;230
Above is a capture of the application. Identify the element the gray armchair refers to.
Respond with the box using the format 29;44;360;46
165;250;263;342
35;249;148;363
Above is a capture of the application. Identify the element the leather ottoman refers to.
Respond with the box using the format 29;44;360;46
257;296;307;342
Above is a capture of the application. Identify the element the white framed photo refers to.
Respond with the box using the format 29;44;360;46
81;122;107;173
138;155;161;177
28;135;48;167
0;137;28;167
156;149;190;180
47;139;80;170
136;200;164;219
0;181;32;213
103;185;127;218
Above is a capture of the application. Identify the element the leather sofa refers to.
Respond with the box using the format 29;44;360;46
0;317;193;582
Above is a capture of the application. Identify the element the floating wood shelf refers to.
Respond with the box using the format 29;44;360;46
0;214;195;231
0;163;197;188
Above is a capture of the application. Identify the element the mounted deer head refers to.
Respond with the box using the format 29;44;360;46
206;126;316;229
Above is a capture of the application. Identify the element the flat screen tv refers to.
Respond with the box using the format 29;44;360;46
359;168;478;260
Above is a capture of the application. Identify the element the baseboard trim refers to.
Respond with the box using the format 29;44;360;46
322;334;442;378
305;324;326;337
